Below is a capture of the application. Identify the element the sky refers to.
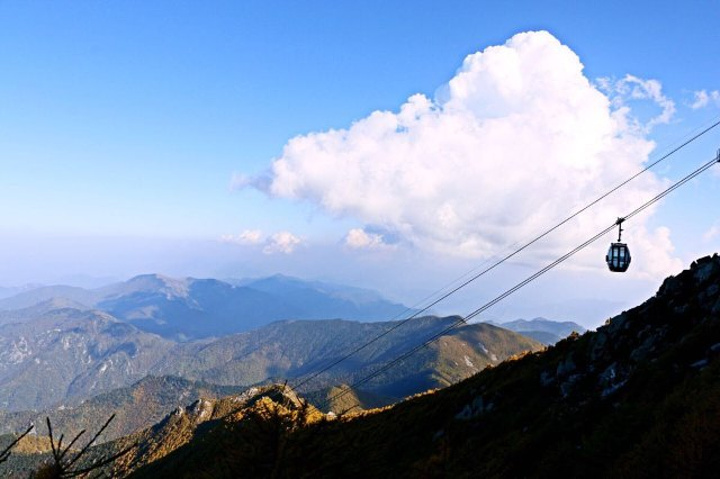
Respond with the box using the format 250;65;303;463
1;1;720;327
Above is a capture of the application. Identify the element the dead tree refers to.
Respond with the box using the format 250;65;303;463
34;414;136;479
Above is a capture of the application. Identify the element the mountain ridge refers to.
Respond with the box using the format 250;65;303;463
0;309;541;411
0;274;417;340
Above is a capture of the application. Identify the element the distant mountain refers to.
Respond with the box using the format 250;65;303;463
492;317;586;344
0;274;416;340
0;298;91;325
235;274;409;320
0;284;44;301
0;305;540;411
75;254;720;478
95;275;302;340
0;285;98;311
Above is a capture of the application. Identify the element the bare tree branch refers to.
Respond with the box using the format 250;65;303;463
0;424;34;464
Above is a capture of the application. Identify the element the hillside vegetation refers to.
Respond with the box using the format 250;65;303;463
0;310;539;411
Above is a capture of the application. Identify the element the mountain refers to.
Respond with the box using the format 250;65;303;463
111;385;321;478
495;317;586;344
0;315;541;471
0;285;98;311
236;274;412;321
0;274;416;340
77;253;720;478
0;284;44;301
0;375;249;444
0;305;540;411
151;317;542;401
303;384;397;412
0;298;91;326
0;385;307;478
0;308;175;410
95;275;300;340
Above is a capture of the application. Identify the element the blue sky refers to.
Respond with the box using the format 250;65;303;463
2;1;719;327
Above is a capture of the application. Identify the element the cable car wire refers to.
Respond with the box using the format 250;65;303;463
288;119;720;394
322;150;720;408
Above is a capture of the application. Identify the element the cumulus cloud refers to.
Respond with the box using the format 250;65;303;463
247;31;683;278
221;230;304;254
221;229;305;254
345;228;389;250
220;230;264;245
263;231;303;254
690;90;720;109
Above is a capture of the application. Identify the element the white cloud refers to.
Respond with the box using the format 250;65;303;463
708;90;718;106
345;228;389;250
703;224;720;242
263;231;302;254
599;74;676;132
229;173;251;190
220;230;264;245
690;90;720;109
221;229;304;254
248;31;683;278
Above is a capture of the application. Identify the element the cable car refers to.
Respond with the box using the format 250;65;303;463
606;218;631;272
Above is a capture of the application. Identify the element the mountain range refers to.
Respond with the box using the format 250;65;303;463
32;253;717;478
0;303;541;412
0;274;415;341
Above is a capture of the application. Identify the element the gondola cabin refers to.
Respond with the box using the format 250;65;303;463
606;242;631;272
